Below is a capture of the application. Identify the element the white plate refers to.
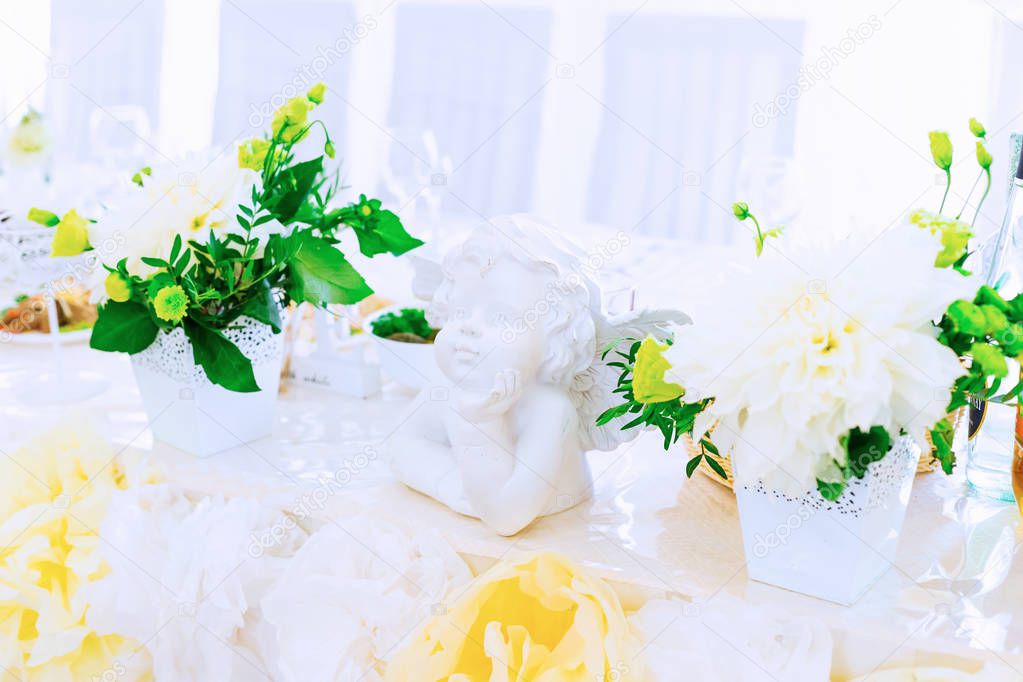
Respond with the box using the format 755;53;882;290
4;328;92;346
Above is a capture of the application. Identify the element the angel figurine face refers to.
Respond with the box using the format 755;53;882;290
389;215;680;536
434;255;565;392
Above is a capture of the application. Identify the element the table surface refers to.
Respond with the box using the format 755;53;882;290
3;239;1023;680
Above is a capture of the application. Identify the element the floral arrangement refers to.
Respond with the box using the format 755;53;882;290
0;423;160;680
607;119;1020;500
28;83;421;392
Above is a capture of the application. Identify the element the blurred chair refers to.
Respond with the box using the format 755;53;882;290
385;2;553;221
47;0;165;161
213;0;355;147
585;13;805;244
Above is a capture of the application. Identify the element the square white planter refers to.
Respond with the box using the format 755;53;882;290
734;436;919;605
131;317;284;457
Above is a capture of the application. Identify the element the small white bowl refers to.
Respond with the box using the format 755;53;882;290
364;305;446;390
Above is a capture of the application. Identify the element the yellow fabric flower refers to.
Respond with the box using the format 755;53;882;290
387;552;643;681
271;96;312;143
632;336;684;403
152;285;188;323
51;209;91;257
238;137;271;171
0;423;160;680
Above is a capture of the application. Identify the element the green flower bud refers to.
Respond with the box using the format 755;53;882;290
27;207;60;227
324;139;336;159
928;131;953;171
976;140;992;170
732;202;750;220
104;272;131;302
969;117;986;139
307;82;327;105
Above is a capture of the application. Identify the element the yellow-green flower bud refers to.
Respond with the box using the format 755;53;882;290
976;140;992;170
969;117;986;139
104;272;131;302
731;202;750;220
152;285;189;323
27;207;59;227
324;139;336;159
50;209;91;257
928;131;953;171
307;82;327;105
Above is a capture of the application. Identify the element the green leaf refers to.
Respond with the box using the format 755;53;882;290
268;156;323;223
596;403;632;426
289;231;373;305
352;209;424;257
704;453;728;480
685;455;703;478
238;283;282;333
183;320;260;392
844;425;891;479
817;479;845;502
90;301;159;353
930;419;955;475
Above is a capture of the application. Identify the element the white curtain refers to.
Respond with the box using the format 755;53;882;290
384;2;553;221
46;0;165;161
213;0;357;147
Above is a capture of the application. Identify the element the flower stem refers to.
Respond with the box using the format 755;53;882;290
958;170;983;220
973;168;992;227
939;168;951;214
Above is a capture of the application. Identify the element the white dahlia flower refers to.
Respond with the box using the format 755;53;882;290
665;226;975;493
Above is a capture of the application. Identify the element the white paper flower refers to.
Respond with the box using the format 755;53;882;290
665;227;975;492
262;518;472;682
84;483;310;681
87;152;259;280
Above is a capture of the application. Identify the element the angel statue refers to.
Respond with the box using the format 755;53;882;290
390;215;687;535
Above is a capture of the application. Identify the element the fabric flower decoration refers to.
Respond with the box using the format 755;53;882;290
84;483;310;681
262;518;471;682
386;552;643;681
0;422;160;681
664;227;975;493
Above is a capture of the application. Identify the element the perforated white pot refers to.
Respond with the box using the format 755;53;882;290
734;435;919;605
130;317;283;457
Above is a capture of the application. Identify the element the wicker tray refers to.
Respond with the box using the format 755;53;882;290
690;407;967;490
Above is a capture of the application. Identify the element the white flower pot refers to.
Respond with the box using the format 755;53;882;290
130;317;284;457
734;436;919;605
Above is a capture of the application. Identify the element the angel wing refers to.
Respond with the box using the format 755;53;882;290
572;308;691;452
